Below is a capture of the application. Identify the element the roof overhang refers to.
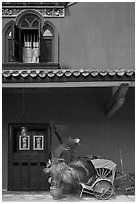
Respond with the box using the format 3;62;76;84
2;69;135;88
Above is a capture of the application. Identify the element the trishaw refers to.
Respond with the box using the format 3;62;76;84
80;158;117;200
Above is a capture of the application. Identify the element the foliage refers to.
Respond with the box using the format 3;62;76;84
44;158;89;189
69;160;89;176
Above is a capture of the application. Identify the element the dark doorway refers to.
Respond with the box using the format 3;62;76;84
8;123;51;191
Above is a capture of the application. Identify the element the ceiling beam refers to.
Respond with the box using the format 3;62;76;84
2;81;134;88
106;83;129;117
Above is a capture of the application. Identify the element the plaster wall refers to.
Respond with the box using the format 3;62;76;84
2;87;135;189
2;2;135;70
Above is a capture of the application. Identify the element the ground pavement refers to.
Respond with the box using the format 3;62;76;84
2;190;135;202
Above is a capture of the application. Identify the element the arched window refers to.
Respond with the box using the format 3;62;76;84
3;12;58;63
19;14;40;63
41;21;58;63
41;28;53;62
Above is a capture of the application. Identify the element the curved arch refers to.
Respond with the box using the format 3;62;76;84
43;20;58;37
2;20;14;35
43;25;54;36
15;9;44;28
31;19;39;28
20;19;30;28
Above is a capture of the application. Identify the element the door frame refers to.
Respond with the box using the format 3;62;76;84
8;123;51;191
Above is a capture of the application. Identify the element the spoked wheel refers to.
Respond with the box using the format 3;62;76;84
93;180;114;200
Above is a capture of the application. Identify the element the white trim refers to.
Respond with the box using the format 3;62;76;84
2;81;135;88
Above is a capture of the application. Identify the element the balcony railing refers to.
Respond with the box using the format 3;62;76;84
2;62;60;70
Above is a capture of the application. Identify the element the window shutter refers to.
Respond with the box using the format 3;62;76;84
11;24;20;62
40;36;52;62
8;38;12;62
44;39;52;62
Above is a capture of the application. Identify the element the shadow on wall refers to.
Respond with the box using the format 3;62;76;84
2;87;135;174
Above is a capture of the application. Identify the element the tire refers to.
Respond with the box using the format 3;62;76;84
93;180;114;200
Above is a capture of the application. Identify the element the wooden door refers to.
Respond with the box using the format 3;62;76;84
8;123;51;191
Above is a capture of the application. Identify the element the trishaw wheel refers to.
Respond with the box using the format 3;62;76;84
93;180;114;200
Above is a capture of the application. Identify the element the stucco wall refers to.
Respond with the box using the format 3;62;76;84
2;87;135;189
2;2;135;70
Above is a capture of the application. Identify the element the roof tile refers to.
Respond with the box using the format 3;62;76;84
30;70;37;77
108;71;116;76
81;70;90;77
90;71;99;76
2;69;135;82
47;71;55;78
117;70;125;76
21;70;29;78
39;71;46;78
64;71;72;77
56;71;64;77
73;71;81;77
12;70;20;77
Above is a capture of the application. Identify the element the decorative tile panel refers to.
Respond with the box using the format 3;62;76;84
2;7;65;17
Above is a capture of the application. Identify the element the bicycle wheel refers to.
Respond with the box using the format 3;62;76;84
93;180;114;200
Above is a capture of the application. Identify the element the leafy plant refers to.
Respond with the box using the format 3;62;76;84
44;157;90;192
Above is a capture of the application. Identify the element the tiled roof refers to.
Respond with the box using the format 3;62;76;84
2;69;135;83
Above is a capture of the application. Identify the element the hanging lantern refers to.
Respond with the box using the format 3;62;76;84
19;127;30;150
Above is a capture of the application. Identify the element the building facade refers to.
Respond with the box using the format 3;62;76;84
2;2;135;191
